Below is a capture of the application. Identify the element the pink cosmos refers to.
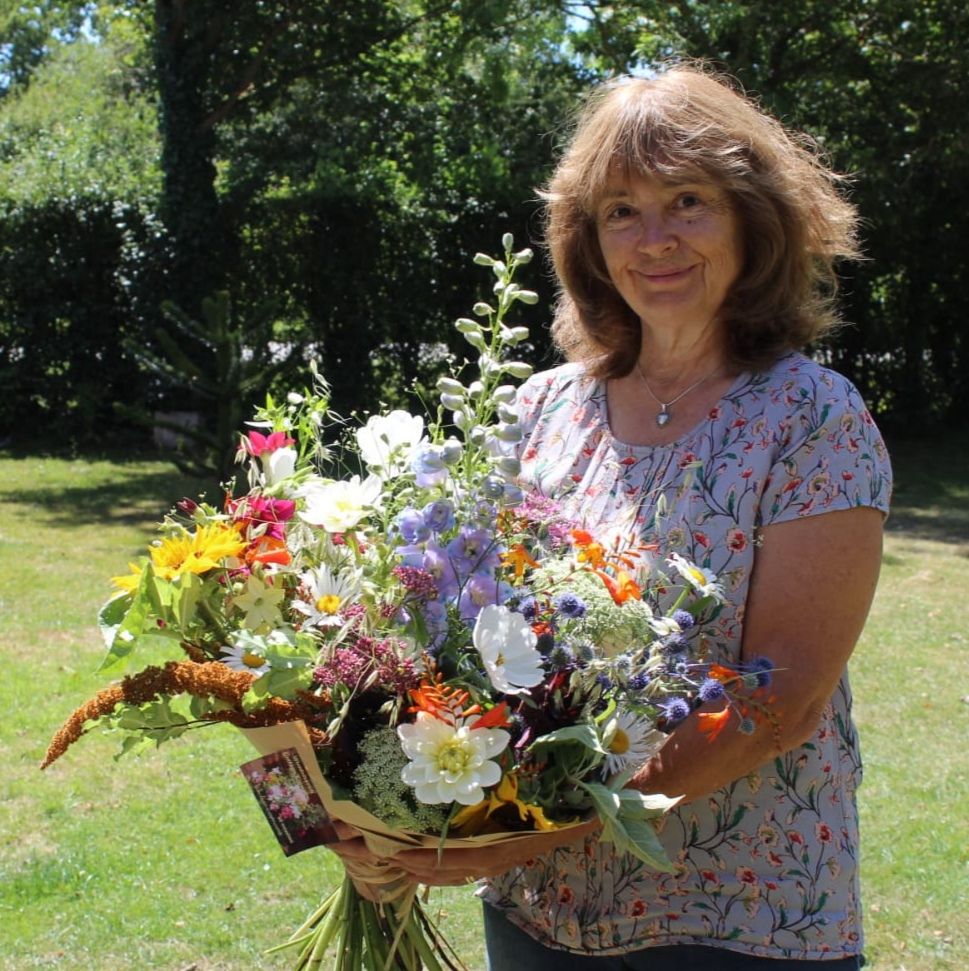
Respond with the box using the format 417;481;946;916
242;430;295;457
229;495;296;539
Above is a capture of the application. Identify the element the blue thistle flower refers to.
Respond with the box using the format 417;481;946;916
662;697;691;726
613;654;633;677
628;672;651;691
575;642;595;666
548;644;575;669
672;609;695;630
744;656;773;688
739;717;756;734
699;678;726;703
662;632;688;655
518;597;539;620
553;592;587;618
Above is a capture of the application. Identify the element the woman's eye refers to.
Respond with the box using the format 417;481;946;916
676;193;703;210
605;204;634;221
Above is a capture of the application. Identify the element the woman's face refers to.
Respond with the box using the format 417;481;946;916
594;170;743;336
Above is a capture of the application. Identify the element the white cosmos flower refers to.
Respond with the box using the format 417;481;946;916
398;711;509;805
473;604;544;694
356;410;425;478
601;709;668;778
293;565;361;628
299;475;382;533
667;552;725;601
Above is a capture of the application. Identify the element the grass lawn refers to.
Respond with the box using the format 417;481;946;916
1;437;966;970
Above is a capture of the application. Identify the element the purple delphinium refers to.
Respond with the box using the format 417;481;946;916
421;541;459;600
395;507;430;544
422;498;455;534
446;527;501;578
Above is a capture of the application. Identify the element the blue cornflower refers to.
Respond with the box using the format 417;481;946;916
553;592;587;618
662;697;691;726
672;609;695;630
699;678;726;703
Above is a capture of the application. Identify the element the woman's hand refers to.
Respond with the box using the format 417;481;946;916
390;817;601;886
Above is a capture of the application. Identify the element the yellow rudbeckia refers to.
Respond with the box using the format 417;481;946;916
150;523;247;580
451;773;565;836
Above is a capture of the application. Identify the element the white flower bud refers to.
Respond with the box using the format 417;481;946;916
436;376;465;395
464;329;487;351
513;248;533;263
503;361;534;380
473;302;494;316
468;424;488;446
441;438;463;464
515;290;539;305
452;409;470;430
503;326;530;343
455;317;482;335
502;232;514;251
468;380;485;399
493;422;523;443
440;392;465;411
495;455;521;477
497;403;518;423
473;252;496;266
492;384;517;404
287;392;304;404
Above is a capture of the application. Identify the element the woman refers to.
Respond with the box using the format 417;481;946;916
344;66;891;968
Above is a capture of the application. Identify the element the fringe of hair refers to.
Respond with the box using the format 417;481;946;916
41;660;328;769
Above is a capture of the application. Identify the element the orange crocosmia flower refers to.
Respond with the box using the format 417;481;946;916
246;535;291;566
697;708;732;741
471;701;511;730
569;528;594;547
500;543;539;582
596;569;642;605
707;664;737;684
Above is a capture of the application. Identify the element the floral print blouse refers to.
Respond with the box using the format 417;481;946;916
483;353;892;961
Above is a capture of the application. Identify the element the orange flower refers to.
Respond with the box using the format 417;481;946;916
596;569;642;604
246;535;291;566
697;708;732;741
500;543;539;582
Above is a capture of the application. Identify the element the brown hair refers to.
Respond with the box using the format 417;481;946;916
545;65;860;377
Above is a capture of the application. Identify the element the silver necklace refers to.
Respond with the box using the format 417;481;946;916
635;361;719;427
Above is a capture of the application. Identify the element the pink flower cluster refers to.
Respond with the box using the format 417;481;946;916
312;636;420;692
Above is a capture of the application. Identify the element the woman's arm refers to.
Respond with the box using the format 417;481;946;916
629;505;884;801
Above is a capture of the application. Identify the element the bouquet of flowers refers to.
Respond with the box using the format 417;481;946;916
43;237;772;970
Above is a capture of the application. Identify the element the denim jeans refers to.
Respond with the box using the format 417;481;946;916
483;904;864;970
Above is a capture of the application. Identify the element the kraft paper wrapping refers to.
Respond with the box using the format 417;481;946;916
239;720;592;861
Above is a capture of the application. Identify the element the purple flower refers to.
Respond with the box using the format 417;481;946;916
744;656;773;688
553;592;586;618
419;600;449;651
699;678;725;703
662;697;691;726
518;596;539;620
395;507;430;544
672;609;695;630
459;575;513;621
422;542;459;600
628;672;651;691
410;445;448;487
446;527;500;578
422;498;455;534
662;632;688;655
548;644;574;669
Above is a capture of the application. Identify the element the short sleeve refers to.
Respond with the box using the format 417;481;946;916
759;370;892;526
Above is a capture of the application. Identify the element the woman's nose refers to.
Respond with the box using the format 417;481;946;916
635;213;677;255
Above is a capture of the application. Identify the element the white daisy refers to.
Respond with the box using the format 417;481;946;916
299;475;382;533
398;711;509;805
220;633;271;677
601;709;668;778
472;604;544;694
293;566;361;628
667;552;725;601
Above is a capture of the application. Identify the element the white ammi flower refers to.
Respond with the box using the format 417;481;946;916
299;475;382;533
398;712;509;805
473;604;544;694
667;552;725;601
356;410;425;478
601;709;668;778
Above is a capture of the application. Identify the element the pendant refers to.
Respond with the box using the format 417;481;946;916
656;409;671;427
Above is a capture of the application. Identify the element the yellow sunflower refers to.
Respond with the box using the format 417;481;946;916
150;523;247;580
110;561;145;594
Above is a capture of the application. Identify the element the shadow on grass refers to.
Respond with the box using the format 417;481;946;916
883;432;969;550
0;454;217;530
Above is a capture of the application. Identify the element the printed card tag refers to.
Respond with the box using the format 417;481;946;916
240;747;339;855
